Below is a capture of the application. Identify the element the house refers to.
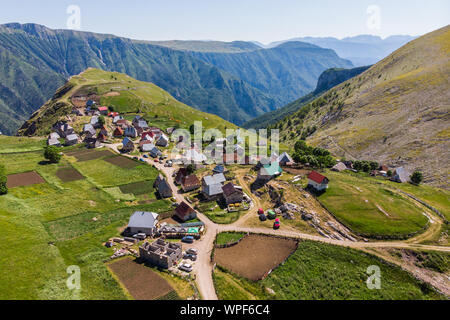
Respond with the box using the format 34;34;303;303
222;183;244;205
100;126;109;137
122;137;135;152
72;107;83;116
181;174;201;192
258;162;282;181
183;149;207;164
54;122;74;138
379;164;389;172
156;134;169;147
65;134;79;146
149;145;162;158
86;100;96;108
174;202;197;222
98;106;109;115
175;168;188;185
391;167;410;183
116;119;129;128
90;116;102;128
47;137;61;147
108;112;119;118
307;171;329;192
113;127;124;137
126;211;159;236
213;165;227;174
343;161;353;169
139;239;182;269
139;141;153;152
83;124;96;137
277;152;294;166
202;173;226;199
124;126;138;138
331;162;348;172
85;137;101;149
97;132;107;142
132;116;149;130
112;115;123;124
142;131;155;141
49;132;60;140
154;175;173;199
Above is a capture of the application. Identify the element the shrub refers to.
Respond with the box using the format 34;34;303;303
44;146;61;164
0;164;7;195
410;171;423;185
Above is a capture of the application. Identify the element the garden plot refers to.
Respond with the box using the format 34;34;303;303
214;235;298;281
56;167;85;182
108;258;174;300
67;149;114;162
6;171;45;188
119;181;154;195
104;156;139;169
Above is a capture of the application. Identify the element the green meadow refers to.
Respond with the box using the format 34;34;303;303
317;171;429;238
0;140;173;299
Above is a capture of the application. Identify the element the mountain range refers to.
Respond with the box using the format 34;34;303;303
266;34;418;66
0;23;352;135
273;25;450;188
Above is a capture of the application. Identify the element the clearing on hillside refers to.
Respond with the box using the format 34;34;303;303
6;171;45;188
214;235;298;281
104;156;139;169
56;167;85;182
119;181;155;195
108;258;174;300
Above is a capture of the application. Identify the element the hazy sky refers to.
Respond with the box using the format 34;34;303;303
0;0;448;43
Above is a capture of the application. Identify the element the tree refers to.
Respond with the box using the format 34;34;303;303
186;164;196;175
44;146;61;164
189;124;195;135
0;164;7;195
387;170;393;177
361;162;371;173
410;171;423;185
98;116;106;126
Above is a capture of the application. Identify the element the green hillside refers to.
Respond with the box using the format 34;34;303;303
274;25;450;188
18;69;237;136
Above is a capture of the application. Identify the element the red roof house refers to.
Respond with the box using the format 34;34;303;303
307;171;329;192
174;202;197;222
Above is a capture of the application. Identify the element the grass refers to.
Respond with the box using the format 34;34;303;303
317;171;429;238
215;232;246;246
119;180;155;195
72;157;159;188
214;241;444;300
0;136;45;153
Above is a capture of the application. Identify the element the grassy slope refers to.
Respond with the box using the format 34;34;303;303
18;68;237;136
317;170;428;238
0;138;178;299
275;25;450;188
214;240;444;300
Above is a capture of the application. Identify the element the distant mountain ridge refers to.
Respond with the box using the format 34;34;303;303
0;23;351;134
268;34;418;66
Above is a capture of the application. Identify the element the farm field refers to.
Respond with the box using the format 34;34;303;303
0;138;173;299
214;235;298;281
56;167;85;182
6;171;45;188
317;170;429;239
214;240;445;300
108;258;175;300
0;135;45;153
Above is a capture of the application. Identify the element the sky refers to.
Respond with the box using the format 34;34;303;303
0;0;448;43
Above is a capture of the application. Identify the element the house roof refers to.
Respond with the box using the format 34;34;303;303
90;116;99;125
204;183;223;196
156;178;172;196
141;143;156;152
66;134;78;141
393;167;410;182
175;202;195;218
122;137;133;146
222;183;241;197
182;175;201;188
332;162;347;172
98;106;108;111
260;162;282;176
203;173;226;186
277;152;294;163
128;211;159;229
48;138;60;146
308;171;329;184
213;165;226;173
114;127;124;135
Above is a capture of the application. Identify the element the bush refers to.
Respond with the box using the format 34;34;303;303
44;146;61;164
0;164;7;195
410;171;423;185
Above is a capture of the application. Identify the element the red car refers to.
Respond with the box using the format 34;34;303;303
154;159;159;163
273;218;281;230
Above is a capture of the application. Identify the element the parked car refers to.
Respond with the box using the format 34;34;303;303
182;236;194;244
133;233;147;240
143;154;149;158
273;218;280;230
259;214;267;222
139;158;145;162
184;253;197;261
179;263;193;272
186;248;198;255
154;159;159;163
133;157;139;160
